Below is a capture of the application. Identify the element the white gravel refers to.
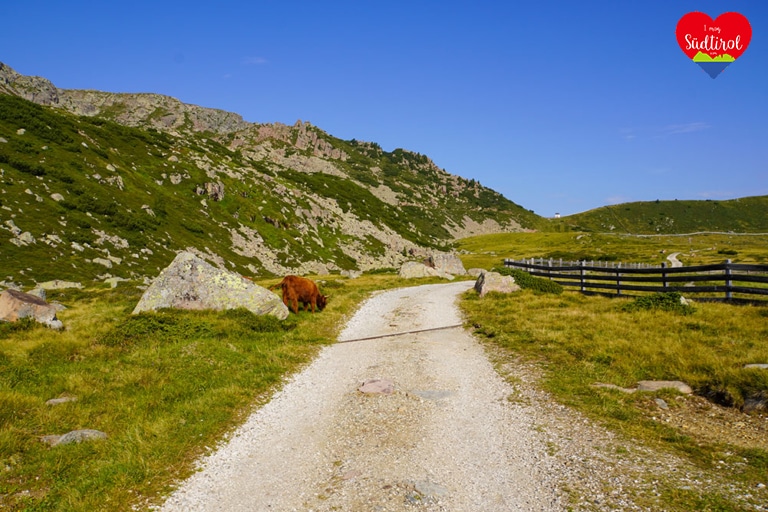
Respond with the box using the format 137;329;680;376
157;281;564;511
156;281;750;511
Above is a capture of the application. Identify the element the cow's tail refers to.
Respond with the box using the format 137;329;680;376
268;278;286;291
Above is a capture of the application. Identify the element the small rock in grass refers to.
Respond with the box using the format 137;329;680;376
42;429;107;447
636;381;692;394
45;396;78;406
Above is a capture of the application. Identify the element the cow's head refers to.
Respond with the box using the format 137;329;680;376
317;294;328;311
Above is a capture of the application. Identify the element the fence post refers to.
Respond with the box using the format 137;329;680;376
616;262;622;296
725;259;732;300
661;262;667;289
580;260;586;292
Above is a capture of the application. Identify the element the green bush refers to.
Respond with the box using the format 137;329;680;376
491;267;563;294
621;292;696;315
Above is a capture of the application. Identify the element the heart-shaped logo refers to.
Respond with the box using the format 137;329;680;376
676;12;752;78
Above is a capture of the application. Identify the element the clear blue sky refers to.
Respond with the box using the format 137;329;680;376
1;1;766;216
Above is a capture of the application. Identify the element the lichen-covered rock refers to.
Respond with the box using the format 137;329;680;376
474;271;520;297
426;252;466;276
37;280;83;290
133;251;288;319
399;261;453;280
0;289;63;329
636;380;692;394
42;429;107;447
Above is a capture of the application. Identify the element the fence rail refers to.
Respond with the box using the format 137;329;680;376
503;258;768;302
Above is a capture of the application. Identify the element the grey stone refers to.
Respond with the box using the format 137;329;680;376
743;397;768;413
655;398;669;410
358;378;394;395
17;232;36;245
467;268;486;277
43;429;107;446
636;380;692;394
37;280;83;290
27;287;46;300
426;252;466;276
474;271;519;297
744;364;768;370
92;257;113;268
103;277;129;288
399;261;446;279
592;383;636;394
133;251;289;319
46;396;78;406
0;289;63;329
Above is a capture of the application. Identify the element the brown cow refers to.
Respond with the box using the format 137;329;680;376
270;275;327;314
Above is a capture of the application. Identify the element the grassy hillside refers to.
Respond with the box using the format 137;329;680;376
0;93;538;288
551;197;768;234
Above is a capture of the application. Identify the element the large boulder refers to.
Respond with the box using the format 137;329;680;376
474;271;520;297
133;252;289;319
0;289;64;329
426;252;466;276
399;261;453;280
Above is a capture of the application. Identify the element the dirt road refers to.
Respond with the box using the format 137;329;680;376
158;281;565;511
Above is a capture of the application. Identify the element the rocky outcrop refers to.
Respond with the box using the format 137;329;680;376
0;289;64;329
399;262;453;280
474;271;520;297
0;62;59;105
196;181;225;201
426;252;466;276
133;251;288;319
1;62;249;135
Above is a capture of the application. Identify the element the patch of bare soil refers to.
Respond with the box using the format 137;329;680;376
637;393;768;451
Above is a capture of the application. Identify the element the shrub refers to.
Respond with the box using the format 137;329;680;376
621;292;696;315
491;267;563;294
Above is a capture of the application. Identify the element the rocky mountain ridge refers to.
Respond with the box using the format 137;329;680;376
0;62;539;287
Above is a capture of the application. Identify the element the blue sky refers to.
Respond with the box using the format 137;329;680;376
1;1;766;216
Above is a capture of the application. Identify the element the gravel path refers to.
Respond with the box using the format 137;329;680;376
157;281;759;511
157;281;565;511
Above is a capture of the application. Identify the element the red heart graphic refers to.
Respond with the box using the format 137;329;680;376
676;12;752;60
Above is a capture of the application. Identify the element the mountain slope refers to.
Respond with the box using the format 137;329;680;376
0;62;539;288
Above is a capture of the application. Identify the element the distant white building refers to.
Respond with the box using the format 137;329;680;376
554;213;561;219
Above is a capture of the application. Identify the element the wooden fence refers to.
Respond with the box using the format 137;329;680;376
503;258;768;302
